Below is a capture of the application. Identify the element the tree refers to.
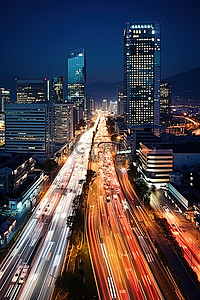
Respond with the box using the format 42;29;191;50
43;159;58;174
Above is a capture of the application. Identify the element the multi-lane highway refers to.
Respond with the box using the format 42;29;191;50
118;168;183;299
0;117;99;300
87;115;180;300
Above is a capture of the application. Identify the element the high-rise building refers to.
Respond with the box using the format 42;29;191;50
102;99;108;111
124;22;161;127
117;85;124;116
67;48;86;124
84;95;95;118
53;103;73;146
5;103;52;161
84;95;91;118
52;76;64;103
109;101;117;115
16;79;50;103
0;88;10;112
160;81;172;120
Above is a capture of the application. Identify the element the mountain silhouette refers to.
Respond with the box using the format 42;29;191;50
86;67;200;105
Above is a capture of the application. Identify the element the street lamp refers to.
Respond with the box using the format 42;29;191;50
116;135;121;141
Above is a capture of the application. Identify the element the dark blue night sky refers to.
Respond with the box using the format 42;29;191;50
1;0;200;89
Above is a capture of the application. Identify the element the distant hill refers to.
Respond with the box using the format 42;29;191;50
86;67;200;105
166;67;200;104
86;81;123;103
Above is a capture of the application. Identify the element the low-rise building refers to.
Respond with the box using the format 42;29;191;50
137;143;173;188
171;144;200;170
166;183;200;212
0;154;35;194
0;153;45;211
8;170;44;210
0;214;16;246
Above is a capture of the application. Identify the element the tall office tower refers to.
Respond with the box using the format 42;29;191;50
109;101;117;115
124;22;161;126
84;95;91;118
91;97;95;113
84;95;95;118
117;85;124;116
0;88;10;112
102;99;108;111
5;103;52;161
52;76;64;103
67;48;86;124
53;103;73;147
16;79;50;103
160;81;172;120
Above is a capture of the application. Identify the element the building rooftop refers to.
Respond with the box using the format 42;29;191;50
173;183;200;205
0;154;33;171
143;143;200;153
0;214;16;236
129;123;164;130
160;143;200;153
8;170;43;199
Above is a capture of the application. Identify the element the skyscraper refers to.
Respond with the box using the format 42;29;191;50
160;80;172;120
52;76;64;103
117;85;124;116
124;22;161;127
109;101;117;115
67;48;86;124
0;88;10;112
102;99;108;111
16;79;50;103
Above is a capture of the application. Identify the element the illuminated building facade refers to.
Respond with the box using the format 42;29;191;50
53;103;73;146
102;99;108;111
160;80;172;119
138;143;173;187
52;76;64;103
16;79;50;103
124;22;161;126
109;101;117;115
67;48;86;124
117;85;124;116
0;88;10;112
5;103;52;161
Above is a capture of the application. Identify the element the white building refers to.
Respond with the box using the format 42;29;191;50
138;143;173;188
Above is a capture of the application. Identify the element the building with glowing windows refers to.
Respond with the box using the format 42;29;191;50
5;103;53;161
102;99;108;111
53;103;73;147
124;22;161;127
16;79;50;104
52;76;64;103
0;88;10;112
160;80;172;120
67;48;86;124
117;85;124;116
138;143;173;188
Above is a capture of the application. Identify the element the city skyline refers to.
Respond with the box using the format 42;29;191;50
0;0;200;91
1;1;200;299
